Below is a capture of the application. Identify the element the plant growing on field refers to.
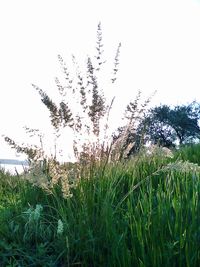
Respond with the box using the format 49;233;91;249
32;22;122;164
3;23;153;198
112;90;155;160
4;23;121;164
1;145;200;266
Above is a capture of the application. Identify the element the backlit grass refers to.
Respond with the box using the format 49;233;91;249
0;145;200;266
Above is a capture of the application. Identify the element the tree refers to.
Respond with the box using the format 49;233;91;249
142;101;200;147
113;101;200;158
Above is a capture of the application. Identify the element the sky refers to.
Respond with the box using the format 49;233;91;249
1;0;200;164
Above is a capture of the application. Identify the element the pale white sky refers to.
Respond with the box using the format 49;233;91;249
1;0;200;162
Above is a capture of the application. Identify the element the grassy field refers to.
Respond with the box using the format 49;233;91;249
1;144;200;266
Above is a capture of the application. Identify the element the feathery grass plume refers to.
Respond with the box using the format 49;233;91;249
3;135;44;162
57;219;64;235
111;90;155;161
145;144;174;158
111;42;121;83
3;126;50;172
162;160;200;173
33;204;43;221
3;23;159;203
95;22;106;71
4;23;123;173
24;156;76;198
87;56;106;136
28;23;122;167
23;204;43;222
32;83;73;130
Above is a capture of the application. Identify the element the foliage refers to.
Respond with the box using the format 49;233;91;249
3;23;125;171
114;101;200;157
3;23;156;197
2;23;126;198
174;143;200;165
30;22;122;162
144;101;200;147
1;145;200;266
2;20;200;267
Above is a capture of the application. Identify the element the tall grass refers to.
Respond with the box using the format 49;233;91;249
174;143;200;165
1;144;200;266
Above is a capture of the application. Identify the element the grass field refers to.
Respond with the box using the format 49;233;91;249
1;144;200;266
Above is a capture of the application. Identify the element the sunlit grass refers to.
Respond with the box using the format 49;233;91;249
1;145;200;266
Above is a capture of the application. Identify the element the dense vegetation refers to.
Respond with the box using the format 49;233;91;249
1;144;200;266
2;24;200;266
114;101;200;156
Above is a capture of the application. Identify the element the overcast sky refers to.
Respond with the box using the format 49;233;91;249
1;0;200;161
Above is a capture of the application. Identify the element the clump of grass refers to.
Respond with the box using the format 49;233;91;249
174;143;200;165
3;23;153;200
1;145;200;266
3;23;124;197
2;23;200;266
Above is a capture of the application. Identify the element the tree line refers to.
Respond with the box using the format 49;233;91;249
114;100;200;158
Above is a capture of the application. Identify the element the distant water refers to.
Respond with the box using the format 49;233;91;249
0;159;29;175
0;164;29;174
